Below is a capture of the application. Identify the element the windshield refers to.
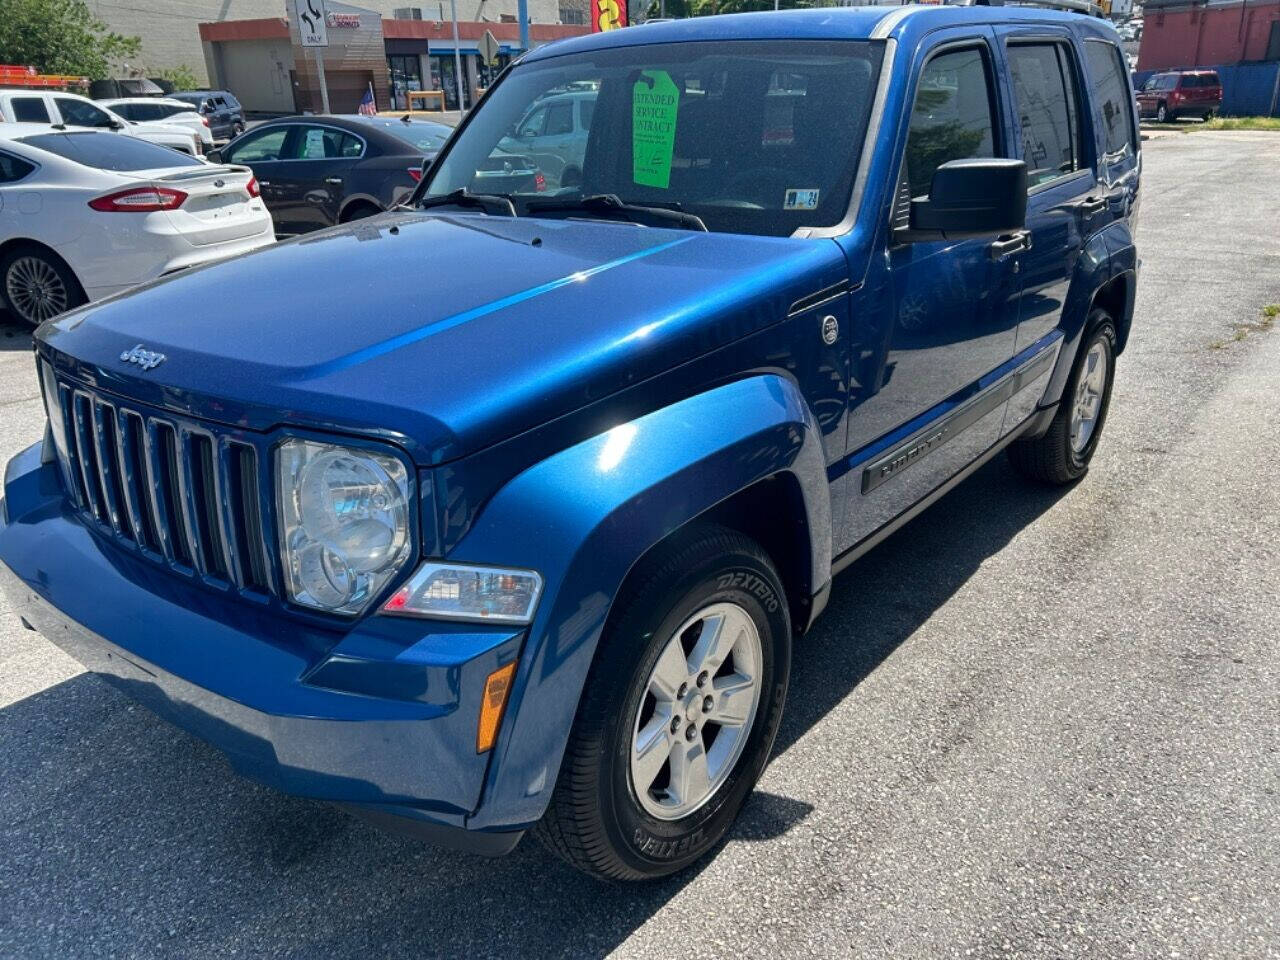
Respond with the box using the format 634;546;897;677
423;39;884;237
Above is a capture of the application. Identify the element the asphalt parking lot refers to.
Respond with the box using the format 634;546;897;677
1;130;1278;959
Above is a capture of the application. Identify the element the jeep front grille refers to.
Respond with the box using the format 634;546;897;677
42;364;276;599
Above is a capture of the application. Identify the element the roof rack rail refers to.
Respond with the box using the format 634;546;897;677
970;0;1106;19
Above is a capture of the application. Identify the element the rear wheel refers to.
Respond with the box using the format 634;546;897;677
339;201;382;223
1;245;86;327
535;526;791;881
1007;310;1117;485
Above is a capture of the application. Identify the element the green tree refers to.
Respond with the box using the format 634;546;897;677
0;0;140;79
153;64;201;91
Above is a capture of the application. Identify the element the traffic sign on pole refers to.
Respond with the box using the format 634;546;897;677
478;30;501;66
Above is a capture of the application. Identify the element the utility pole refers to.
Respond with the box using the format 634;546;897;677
449;0;466;112
314;50;331;113
518;0;530;55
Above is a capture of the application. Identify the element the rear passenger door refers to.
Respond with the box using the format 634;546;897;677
993;29;1095;428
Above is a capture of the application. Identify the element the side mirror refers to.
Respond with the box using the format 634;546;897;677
420;156;434;180
108;119;125;130
906;158;1027;241
206;148;223;164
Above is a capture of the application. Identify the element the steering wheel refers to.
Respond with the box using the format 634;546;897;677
718;166;793;206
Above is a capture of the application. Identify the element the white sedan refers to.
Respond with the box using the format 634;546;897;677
0;91;202;157
100;97;215;149
0;125;274;325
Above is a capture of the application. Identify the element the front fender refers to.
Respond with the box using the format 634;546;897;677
454;374;831;829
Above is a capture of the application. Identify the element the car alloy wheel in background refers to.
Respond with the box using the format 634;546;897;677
4;254;70;325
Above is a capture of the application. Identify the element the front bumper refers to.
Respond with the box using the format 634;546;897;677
0;441;528;854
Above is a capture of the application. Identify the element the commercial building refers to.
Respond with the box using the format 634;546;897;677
1137;0;1280;70
86;0;590;90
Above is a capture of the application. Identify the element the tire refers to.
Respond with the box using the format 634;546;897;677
339;201;381;223
1157;103;1168;123
1007;309;1117;485
535;526;791;881
1203;109;1215;122
1;244;86;327
232;123;245;137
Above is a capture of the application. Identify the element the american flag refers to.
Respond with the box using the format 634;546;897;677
358;84;377;116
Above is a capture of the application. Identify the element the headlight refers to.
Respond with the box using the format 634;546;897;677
276;438;412;615
383;563;543;624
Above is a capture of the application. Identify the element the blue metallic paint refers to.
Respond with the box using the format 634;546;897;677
0;5;1141;851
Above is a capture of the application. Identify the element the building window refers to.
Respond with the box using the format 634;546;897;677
560;4;587;24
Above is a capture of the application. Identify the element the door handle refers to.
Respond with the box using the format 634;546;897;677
324;177;343;185
1078;195;1108;216
988;230;1031;261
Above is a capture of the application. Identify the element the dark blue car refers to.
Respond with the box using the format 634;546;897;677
0;3;1139;880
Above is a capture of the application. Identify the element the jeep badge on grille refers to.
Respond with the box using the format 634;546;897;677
119;344;166;372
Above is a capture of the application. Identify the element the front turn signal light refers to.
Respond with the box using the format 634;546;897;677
477;662;517;754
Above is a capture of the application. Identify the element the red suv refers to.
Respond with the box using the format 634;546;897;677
1137;70;1222;123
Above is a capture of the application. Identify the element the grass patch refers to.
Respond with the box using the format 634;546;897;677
1189;116;1280;133
1210;305;1279;350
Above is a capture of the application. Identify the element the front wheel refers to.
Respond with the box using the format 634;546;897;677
1157;103;1169;123
1007;310;1117;485
535;526;791;881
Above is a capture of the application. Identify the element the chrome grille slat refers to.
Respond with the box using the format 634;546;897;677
40;367;276;601
115;410;156;552
70;393;105;524
90;399;128;539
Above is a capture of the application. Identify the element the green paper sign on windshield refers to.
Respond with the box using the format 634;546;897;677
632;70;679;189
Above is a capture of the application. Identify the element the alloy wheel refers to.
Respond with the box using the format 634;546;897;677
5;256;69;324
630;601;763;821
1070;341;1108;453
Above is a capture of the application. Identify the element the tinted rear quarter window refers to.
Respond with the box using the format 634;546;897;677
11;97;51;123
0;151;37;183
17;132;201;171
1084;40;1136;159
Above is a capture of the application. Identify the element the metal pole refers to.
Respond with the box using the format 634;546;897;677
314;48;331;113
450;0;466;113
1269;61;1280;118
518;0;530;55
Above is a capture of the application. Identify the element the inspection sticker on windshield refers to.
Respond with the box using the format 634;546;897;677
784;188;820;211
633;70;680;189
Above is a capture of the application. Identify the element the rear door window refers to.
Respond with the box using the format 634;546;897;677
545;101;575;135
295;126;362;159
11;97;51;123
1006;42;1084;187
903;45;998;199
1084;40;1137;160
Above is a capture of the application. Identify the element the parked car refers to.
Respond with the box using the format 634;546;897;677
171;90;245;141
1137;70;1222;122
0;4;1139;880
211;114;441;234
101;96;215;149
0;91;203;156
348;113;453;162
498;88;596;188
0;126;273;325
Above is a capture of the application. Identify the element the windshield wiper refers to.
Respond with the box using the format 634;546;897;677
525;194;707;232
418;188;516;217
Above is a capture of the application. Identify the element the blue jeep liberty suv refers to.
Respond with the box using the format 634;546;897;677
0;3;1139;880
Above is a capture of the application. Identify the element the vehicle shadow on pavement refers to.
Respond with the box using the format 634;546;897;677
0;319;33;351
0;457;1069;959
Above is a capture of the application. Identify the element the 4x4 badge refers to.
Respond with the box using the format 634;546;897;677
821;315;839;346
119;344;166;371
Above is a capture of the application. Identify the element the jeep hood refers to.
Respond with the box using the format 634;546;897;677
37;210;846;464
